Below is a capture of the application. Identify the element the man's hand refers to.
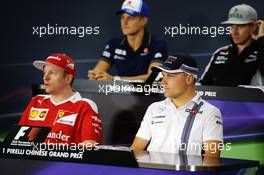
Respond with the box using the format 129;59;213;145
88;69;113;80
95;70;113;80
252;20;264;40
88;69;97;80
131;137;150;152
203;140;221;158
87;60;112;80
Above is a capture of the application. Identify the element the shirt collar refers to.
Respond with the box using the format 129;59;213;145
120;30;152;48
230;37;257;54
44;92;81;106
191;93;202;105
164;93;201;110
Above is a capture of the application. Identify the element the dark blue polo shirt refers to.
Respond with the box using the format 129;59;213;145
101;32;168;76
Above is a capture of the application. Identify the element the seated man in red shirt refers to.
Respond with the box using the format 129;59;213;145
19;53;102;145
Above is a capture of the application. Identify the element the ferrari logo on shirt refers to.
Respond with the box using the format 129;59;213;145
55;110;77;126
29;107;49;121
58;111;65;118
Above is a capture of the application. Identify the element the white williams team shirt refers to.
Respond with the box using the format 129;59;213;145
136;94;223;155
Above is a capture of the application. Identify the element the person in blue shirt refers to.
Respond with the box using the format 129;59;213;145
88;0;168;81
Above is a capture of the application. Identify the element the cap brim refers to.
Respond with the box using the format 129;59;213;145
116;9;140;16
152;66;184;74
33;60;46;71
33;61;64;72
221;20;254;25
152;66;198;79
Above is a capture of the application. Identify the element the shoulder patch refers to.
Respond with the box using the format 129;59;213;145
34;94;49;100
80;98;99;113
202;99;222;116
213;45;230;54
35;94;49;98
217;45;230;55
219;46;229;52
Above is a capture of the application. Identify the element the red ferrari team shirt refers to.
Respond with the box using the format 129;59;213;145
19;92;102;144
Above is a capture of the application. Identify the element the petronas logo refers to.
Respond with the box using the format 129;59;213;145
229;8;243;19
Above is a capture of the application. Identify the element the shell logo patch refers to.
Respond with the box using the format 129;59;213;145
29;107;49;121
30;110;38;119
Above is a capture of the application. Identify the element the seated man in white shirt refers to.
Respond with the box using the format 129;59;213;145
131;55;223;158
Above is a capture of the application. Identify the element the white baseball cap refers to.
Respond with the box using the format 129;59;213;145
221;4;257;25
116;0;148;17
152;55;199;80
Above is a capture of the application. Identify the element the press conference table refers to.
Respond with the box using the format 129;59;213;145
0;149;260;175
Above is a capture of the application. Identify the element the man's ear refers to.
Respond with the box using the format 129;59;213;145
65;74;74;84
141;16;148;26
251;22;259;40
186;74;196;85
252;22;258;34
